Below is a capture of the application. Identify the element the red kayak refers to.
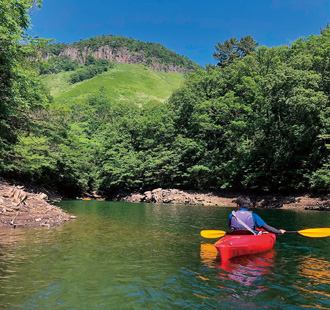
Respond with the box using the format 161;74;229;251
214;231;276;262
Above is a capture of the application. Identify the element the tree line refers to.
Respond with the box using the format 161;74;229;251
1;0;330;196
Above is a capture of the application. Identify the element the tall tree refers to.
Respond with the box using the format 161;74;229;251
0;0;48;173
213;35;258;68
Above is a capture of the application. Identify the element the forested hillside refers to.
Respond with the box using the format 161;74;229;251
2;0;330;196
169;31;330;193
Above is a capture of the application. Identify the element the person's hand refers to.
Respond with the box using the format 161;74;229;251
279;229;286;234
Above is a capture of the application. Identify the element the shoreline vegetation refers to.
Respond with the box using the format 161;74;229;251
1;180;329;230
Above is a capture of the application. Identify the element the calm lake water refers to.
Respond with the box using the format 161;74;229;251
0;201;329;310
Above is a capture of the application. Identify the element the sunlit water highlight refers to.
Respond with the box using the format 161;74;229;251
0;201;329;309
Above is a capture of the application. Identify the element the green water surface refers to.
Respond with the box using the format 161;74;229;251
0;201;329;309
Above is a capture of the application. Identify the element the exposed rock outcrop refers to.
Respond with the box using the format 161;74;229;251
42;46;187;74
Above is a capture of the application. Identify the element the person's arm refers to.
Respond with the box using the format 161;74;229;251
228;213;232;227
262;224;286;234
253;213;285;234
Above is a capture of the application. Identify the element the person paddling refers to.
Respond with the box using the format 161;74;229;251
229;196;286;235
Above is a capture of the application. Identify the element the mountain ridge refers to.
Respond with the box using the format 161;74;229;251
40;34;201;74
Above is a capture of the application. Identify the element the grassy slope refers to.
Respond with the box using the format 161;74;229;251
42;63;184;106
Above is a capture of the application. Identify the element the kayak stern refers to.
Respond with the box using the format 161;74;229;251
214;233;276;262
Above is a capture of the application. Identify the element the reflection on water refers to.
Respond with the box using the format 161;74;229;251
293;256;330;309
199;243;278;309
200;243;275;287
297;256;330;285
200;243;218;267
0;228;28;246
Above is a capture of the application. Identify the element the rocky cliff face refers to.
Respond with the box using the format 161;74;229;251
43;45;187;74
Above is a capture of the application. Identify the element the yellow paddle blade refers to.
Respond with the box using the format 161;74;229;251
200;230;226;238
298;228;330;238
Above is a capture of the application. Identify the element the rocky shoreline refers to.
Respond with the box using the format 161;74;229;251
0;180;76;229
116;188;330;211
1;182;329;230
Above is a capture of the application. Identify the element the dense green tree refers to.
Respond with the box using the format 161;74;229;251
69;58;114;84
213;35;259;68
169;31;330;192
0;0;48;171
39;55;79;74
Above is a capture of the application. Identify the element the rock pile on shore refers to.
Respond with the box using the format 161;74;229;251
117;188;330;211
0;181;76;228
119;188;237;206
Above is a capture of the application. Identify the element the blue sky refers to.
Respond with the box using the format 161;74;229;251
28;0;330;66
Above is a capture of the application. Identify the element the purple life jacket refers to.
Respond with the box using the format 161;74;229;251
230;210;255;230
